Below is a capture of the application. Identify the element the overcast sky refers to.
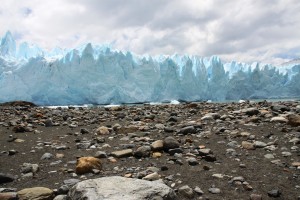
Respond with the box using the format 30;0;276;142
0;0;299;64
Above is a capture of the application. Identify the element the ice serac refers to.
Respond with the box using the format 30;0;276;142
0;31;16;57
0;31;300;105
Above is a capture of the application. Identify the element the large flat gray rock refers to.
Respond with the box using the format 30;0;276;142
68;176;176;200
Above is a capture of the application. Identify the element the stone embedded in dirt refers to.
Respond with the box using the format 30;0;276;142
0;192;18;200
291;162;300;167
187;157;199;166
281;151;292;157
94;151;107;158
53;195;67;200
111;149;133;158
152;152;162;158
208;187;221;194
268;189;281;197
8;150;17;156
270;116;288;123
142;172;160;181
241;108;259;116
198;148;212;156
264;154;275;159
96;126;110;135
250;193;262;200
163;136;180;151
75;157;102;175
194;186;204;195
201;113;221;120
254;141;267;148
44;119;53;127
40;153;54;160
20;163;39;174
0;173;15;184
12;126;27;133
68;176;176;200
287;114;300;127
17;187;53;200
151;140;164;151
134;145;151;158
178;185;194;199
179;126;196;135
63;179;80;187
242;141;256;150
203;154;217;162
168;148;183;156
80;128;90;134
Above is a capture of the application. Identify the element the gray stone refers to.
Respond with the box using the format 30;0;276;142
178;185;194;199
40;153;54;160
268;189;281;197
134;146;151;158
254;141;267;148
198;149;212;156
111;149;133;158
57;185;69;195
53;195;67;200
76;142;91;149
94;151;107;158
68;176;176;200
20;163;39;174
208;187;221;194
187;157;199;166
241;108;259;116
0;173;15;184
44;119;53;127
163;137;180;151
194;186;204;195
282;151;292;157
63;179;80;187
179;126;196;135
264;154;275;159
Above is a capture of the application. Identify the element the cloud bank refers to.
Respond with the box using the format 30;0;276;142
0;0;299;64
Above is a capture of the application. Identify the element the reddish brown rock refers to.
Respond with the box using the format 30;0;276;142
76;157;102;175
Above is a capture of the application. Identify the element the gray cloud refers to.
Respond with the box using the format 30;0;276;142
0;0;299;64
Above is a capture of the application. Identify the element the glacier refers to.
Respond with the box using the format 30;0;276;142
0;31;300;106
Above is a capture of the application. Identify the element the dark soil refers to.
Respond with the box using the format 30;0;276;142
0;101;299;200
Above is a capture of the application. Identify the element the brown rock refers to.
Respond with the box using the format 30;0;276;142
291;162;300;167
150;140;164;151
0;192;18;200
76;157;102;174
17;187;53;200
250;193;262;200
152;152;162;158
242;141;255;150
287;114;300;126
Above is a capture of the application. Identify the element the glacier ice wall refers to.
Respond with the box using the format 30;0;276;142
0;31;300;105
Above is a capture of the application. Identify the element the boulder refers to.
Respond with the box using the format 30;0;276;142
68;176;177;200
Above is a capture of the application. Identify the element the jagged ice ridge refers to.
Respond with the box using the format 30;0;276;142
0;31;300;105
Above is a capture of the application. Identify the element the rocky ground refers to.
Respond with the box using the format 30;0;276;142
0;100;300;200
